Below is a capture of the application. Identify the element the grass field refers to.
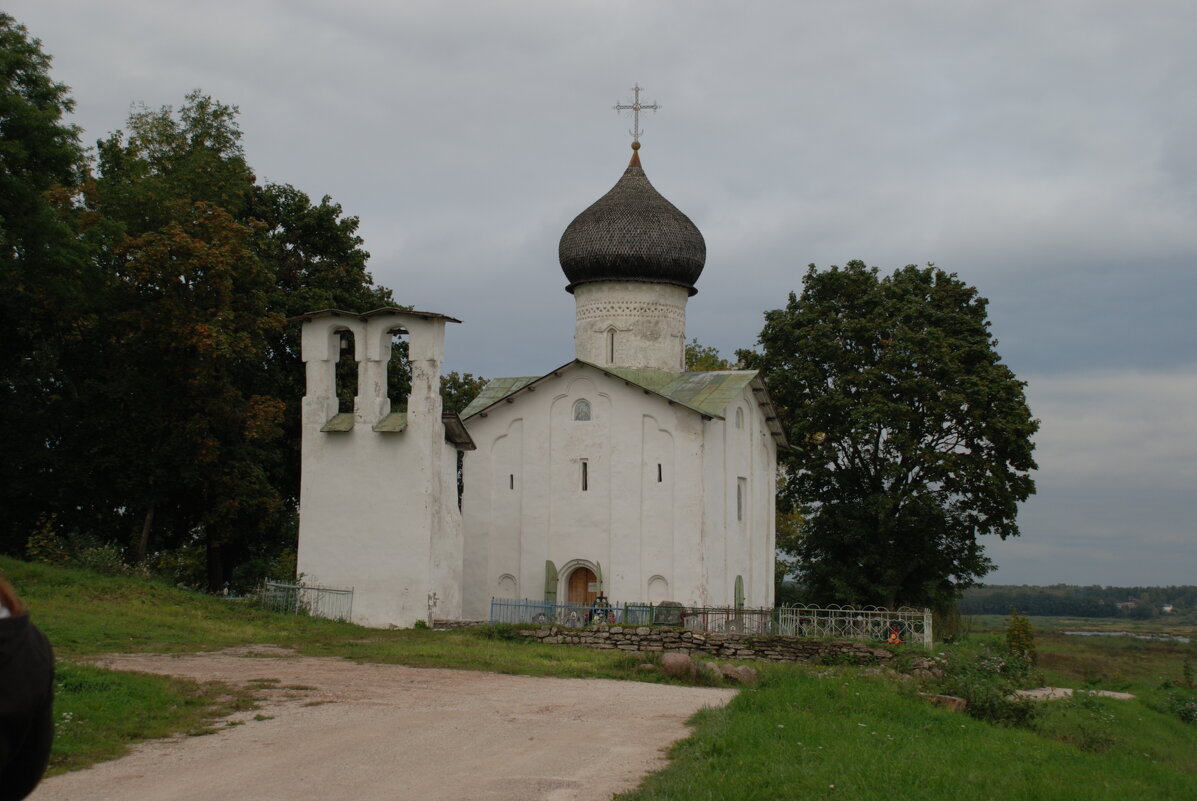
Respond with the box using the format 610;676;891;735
6;556;1197;798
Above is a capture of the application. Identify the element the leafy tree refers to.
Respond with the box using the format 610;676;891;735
441;371;489;415
86;97;282;583
0;14;97;551
741;261;1038;610
684;338;732;371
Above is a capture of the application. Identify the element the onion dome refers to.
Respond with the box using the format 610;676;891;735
559;146;706;295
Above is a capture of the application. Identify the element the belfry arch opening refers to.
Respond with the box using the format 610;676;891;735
387;329;412;411
335;329;357;413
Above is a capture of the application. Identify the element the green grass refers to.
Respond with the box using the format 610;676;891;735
617;666;1197;801
2;557;672;680
49;661;254;776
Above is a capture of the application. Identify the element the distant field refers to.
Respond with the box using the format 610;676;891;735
968;614;1194;637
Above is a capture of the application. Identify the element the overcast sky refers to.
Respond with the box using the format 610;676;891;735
10;1;1195;588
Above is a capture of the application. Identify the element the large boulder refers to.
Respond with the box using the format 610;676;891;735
719;664;759;685
661;652;693;678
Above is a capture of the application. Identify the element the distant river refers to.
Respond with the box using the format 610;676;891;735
1064;630;1191;643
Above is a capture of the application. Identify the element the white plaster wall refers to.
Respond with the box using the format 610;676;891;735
700;385;778;610
461;364;777;619
296;313;463;629
461;364;709;619
573;282;689;370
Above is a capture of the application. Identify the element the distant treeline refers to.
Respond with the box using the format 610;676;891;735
957;585;1197;618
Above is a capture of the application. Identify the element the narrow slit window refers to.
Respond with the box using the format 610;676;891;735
657;463;663;483
456;451;465;510
605;328;616;365
509;474;514;490
737;477;747;522
581;460;589;492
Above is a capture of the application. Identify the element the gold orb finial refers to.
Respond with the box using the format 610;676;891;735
631;141;641;151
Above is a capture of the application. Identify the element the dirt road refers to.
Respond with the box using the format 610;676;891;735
32;646;734;801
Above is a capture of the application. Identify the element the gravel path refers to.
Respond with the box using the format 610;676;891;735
32;646;734;801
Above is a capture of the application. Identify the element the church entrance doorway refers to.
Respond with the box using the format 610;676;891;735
567;567;597;606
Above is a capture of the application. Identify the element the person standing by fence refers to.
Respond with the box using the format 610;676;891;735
0;576;55;801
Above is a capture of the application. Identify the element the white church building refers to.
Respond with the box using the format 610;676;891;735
296;141;785;628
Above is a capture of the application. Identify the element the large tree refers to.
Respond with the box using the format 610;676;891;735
741;261;1038;610
0;14;97;549
84;93;400;587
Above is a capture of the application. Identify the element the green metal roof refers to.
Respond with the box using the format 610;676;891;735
373;411;407;433
320;412;355;432
600;365;758;418
459;376;541;418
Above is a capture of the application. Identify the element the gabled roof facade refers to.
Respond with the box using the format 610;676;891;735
460;360;787;448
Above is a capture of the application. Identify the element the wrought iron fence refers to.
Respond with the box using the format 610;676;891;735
261;580;354;622
490;598;932;647
776;604;932;650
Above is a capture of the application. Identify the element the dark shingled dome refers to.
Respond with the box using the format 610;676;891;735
559;151;706;295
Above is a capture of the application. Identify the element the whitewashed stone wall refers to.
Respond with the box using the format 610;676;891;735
296;311;464;629
460;363;776;619
573;281;689;371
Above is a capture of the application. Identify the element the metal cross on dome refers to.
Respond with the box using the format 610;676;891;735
614;83;659;146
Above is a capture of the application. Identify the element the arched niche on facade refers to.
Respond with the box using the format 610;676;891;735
496;573;518;599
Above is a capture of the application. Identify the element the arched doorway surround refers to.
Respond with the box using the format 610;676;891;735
559;560;599;606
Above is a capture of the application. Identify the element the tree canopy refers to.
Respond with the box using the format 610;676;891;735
684;338;733;371
741;261;1038;610
0;17;489;591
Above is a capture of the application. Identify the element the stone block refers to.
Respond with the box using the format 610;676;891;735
918;693;967;713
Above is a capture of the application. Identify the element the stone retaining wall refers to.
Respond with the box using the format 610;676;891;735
519;624;896;665
432;619;489;630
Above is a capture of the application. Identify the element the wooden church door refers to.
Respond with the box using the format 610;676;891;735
567;567;597;606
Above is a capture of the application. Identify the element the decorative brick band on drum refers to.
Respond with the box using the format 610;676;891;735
576;300;687;323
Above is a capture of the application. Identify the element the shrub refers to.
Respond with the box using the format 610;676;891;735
25;516;70;566
1005;607;1036;675
933;646;1039;729
1164;688;1197;725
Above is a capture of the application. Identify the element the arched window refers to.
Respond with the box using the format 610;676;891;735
573;398;591;421
605;328;616;365
735;407;745;429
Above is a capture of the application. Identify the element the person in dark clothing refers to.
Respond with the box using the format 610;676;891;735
0;577;55;801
